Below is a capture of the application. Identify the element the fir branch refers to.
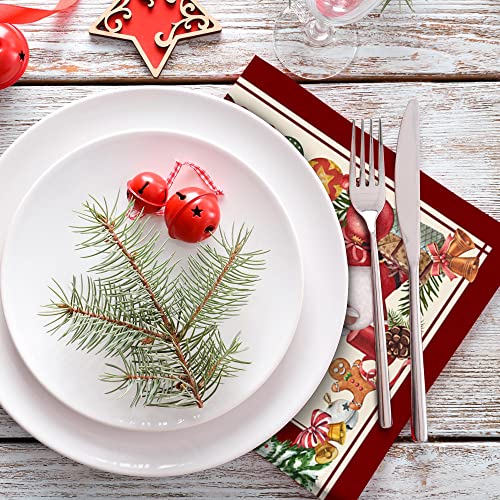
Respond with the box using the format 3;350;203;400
42;195;264;409
73;196;177;335
41;277;162;356
398;272;444;316
102;349;198;407
177;225;267;335
101;328;247;407
104;217;171;331
387;308;410;329
71;196;204;406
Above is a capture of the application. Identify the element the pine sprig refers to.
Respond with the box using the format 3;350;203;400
387;308;410;329
72;196;178;333
178;225;267;335
42;195;265;409
41;277;165;357
101;332;247;408
398;272;444;316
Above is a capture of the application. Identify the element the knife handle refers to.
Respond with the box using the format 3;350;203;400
409;266;428;442
369;231;392;429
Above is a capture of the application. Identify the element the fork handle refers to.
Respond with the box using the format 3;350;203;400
369;230;393;429
409;266;428;442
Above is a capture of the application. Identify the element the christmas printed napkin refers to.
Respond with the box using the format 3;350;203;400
226;56;500;500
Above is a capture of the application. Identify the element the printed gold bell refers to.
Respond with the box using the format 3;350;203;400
314;442;338;464
328;421;347;445
448;256;480;283
447;228;475;257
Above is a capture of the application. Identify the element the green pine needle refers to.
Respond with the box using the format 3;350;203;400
398;272;444;317
332;190;351;223
41;194;266;409
387;308;410;329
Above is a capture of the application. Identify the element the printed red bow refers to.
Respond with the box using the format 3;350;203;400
342;226;369;265
293;409;330;448
427;234;457;281
384;255;407;283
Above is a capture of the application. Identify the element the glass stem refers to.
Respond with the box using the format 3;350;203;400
304;19;334;46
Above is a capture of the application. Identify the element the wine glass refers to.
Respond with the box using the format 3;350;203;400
273;0;382;79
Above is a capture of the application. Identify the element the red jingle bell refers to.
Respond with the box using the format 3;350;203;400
164;187;221;243
127;172;168;214
0;24;30;90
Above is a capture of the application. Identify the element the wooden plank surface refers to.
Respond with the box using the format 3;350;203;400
16;0;500;83
0;442;498;498
0;81;498;496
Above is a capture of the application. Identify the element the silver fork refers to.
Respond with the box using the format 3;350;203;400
349;119;392;429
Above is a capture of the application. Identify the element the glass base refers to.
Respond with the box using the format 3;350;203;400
273;6;358;80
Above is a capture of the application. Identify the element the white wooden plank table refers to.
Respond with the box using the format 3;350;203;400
0;1;498;497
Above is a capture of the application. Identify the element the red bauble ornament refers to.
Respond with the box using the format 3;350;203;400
0;24;29;90
345;201;394;245
165;187;221;243
309;157;345;201
127;171;168;214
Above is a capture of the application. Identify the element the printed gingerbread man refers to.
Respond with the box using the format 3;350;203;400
328;358;376;411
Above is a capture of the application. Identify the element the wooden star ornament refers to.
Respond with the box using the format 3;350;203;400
89;0;221;77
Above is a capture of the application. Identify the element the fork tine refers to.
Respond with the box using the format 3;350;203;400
349;120;357;191
359;119;366;187
378;118;386;187
369;119;375;186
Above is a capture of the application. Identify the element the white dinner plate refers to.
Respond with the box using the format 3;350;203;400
1;130;303;432
0;87;347;476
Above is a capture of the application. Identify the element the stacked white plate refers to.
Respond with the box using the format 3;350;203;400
0;88;347;476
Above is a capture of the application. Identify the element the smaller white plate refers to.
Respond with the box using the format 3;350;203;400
1;130;303;432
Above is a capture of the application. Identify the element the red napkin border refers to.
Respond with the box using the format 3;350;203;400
227;56;500;499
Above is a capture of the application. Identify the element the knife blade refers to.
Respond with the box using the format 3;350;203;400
395;99;428;443
395;99;421;264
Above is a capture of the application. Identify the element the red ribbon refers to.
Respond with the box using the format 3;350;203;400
342;226;369;265
166;161;224;195
0;0;78;24
293;409;330;449
358;357;410;389
427;234;457;281
358;357;377;382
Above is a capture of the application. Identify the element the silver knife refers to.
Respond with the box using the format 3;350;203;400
395;99;428;443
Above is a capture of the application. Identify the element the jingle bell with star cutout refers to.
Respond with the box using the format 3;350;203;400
164;187;221;244
0;24;29;90
127;171;169;214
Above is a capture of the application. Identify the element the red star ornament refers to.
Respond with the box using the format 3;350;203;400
89;0;221;77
